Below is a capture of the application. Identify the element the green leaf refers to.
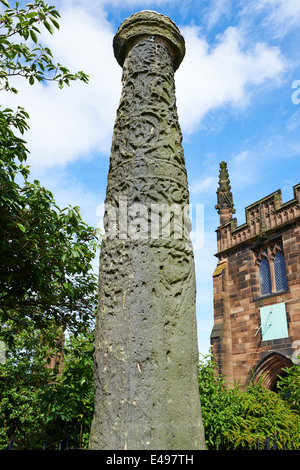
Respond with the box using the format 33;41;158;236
44;20;54;35
17;223;26;232
30;29;38;44
29;75;34;85
26;12;38;19
0;0;10;8
50;17;60;30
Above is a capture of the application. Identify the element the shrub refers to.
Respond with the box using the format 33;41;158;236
198;352;300;450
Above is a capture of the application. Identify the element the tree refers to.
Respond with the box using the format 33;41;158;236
197;353;232;450
0;0;100;345
0;0;88;91
0;1;99;449
0;320;59;448
0;321;94;449
277;360;300;414
41;331;94;449
198;352;300;450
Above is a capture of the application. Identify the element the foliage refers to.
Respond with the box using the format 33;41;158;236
0;323;94;449
198;352;300;450
277;359;300;414
0;0;88;91
0;321;59;448
0;0;101;345
0;166;100;344
41;331;94;449
0;0;98;450
198;353;232;450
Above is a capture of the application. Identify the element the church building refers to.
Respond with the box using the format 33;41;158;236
210;162;300;390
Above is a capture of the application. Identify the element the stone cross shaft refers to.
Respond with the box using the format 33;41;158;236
89;11;205;450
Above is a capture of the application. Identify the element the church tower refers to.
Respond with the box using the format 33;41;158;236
211;161;300;389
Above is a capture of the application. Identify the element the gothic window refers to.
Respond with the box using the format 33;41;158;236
255;242;288;297
274;252;288;292
259;257;272;296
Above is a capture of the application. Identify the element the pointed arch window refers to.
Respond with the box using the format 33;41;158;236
259;257;272;296
255;242;288;297
274;252;288;292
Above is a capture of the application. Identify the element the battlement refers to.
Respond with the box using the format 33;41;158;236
216;183;300;256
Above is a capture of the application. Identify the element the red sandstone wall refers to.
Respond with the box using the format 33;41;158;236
211;222;300;386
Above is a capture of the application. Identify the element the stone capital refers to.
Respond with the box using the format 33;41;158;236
113;10;185;71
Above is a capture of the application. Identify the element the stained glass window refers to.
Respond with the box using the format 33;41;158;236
259;257;272;296
274;252;288;292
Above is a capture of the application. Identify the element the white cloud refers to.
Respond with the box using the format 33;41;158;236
204;0;233;29
176;25;286;134
253;0;300;34
4;1;287;171
190;176;217;194
5;1;183;171
287;109;300;131
233;149;249;165
27;164;104;226
6;4;121;169
228;149;262;194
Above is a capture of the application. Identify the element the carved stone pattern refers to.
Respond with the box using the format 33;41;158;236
107;40;189;211
254;241;283;266
90;38;204;450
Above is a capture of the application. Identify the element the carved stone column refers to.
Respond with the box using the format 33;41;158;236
89;11;205;450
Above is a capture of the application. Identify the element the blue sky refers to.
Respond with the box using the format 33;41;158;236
4;0;300;354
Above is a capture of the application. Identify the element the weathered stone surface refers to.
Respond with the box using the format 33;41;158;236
212;161;300;389
113;10;185;71
89;11;205;450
